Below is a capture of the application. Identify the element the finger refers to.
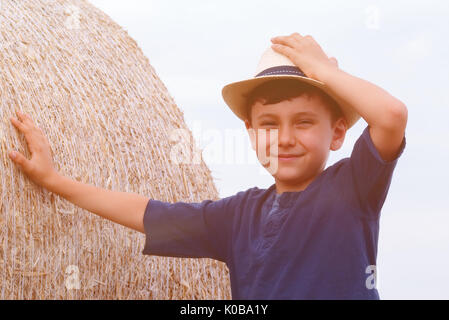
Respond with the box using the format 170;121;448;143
23;113;35;124
9;150;32;172
11;117;40;154
290;32;303;41
271;35;298;48
16;110;35;127
10;116;27;132
16;110;26;122
271;43;296;59
23;130;41;155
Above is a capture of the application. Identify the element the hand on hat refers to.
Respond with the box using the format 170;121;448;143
271;33;339;81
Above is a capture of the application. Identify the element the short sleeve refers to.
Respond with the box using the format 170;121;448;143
142;195;237;263
349;125;406;219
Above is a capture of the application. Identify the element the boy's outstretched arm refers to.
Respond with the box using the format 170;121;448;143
271;33;408;162
8;110;148;233
46;174;148;233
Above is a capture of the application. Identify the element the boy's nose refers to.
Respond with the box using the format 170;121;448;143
278;125;296;147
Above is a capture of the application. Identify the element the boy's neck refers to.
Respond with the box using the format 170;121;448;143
275;173;319;195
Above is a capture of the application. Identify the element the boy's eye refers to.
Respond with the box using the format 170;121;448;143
260;121;312;126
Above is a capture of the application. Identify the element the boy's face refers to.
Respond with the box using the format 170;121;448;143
244;94;347;188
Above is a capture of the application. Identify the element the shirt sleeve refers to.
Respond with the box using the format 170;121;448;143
141;194;237;263
349;125;406;219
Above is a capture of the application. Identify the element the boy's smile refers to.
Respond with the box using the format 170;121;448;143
245;94;347;194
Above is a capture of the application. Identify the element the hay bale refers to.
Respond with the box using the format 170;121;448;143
0;0;231;299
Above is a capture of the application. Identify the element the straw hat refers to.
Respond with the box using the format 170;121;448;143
222;46;361;129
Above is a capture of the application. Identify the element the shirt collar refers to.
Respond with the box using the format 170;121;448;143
265;168;329;208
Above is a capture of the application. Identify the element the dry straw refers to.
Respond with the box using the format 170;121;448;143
0;0;231;299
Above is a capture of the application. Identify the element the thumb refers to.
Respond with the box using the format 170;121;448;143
9;151;31;171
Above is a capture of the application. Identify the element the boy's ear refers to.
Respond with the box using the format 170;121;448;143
330;117;347;151
244;119;251;130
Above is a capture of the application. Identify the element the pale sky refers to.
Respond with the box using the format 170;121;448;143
90;0;449;299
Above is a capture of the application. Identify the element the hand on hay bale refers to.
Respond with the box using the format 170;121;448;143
9;110;59;189
8;110;148;233
0;0;230;300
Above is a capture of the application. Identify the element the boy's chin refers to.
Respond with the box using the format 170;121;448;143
261;159;305;177
269;167;303;181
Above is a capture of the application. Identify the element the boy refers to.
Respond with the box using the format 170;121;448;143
9;33;407;299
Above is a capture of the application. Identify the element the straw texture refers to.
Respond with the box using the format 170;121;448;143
0;0;231;299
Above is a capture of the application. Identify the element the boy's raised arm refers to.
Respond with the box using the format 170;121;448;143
8;110;148;233
271;33;408;162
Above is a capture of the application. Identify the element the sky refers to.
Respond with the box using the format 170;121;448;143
90;0;449;299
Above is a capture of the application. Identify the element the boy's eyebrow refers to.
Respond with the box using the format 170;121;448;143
257;111;318;119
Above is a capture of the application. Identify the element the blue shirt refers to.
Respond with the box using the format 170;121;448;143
142;125;406;299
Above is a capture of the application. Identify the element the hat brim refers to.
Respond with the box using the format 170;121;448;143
222;75;360;129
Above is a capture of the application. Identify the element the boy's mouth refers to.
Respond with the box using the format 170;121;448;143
261;153;305;164
277;153;304;161
277;153;302;158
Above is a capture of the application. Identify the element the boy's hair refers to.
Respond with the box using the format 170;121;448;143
244;79;344;126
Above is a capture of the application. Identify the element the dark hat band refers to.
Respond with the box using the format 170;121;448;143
255;65;306;77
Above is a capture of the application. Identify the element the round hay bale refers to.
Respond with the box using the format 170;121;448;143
0;0;231;299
